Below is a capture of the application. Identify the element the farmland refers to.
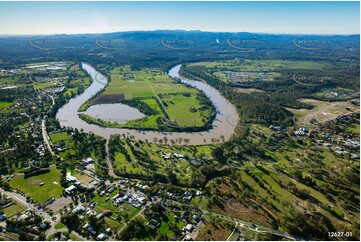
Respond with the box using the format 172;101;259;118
78;66;216;131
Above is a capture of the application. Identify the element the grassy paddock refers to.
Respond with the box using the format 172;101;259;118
3;203;26;218
9;166;63;204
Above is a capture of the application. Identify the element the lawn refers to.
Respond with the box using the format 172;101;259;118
9;166;63;204
0;101;12;109
346;123;360;136
55;222;66;229
33;83;55;90
159;211;186;238
50;132;70;143
73;172;93;184
3;203;26;218
69;233;82;241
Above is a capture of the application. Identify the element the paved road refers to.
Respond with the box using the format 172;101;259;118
41;117;54;155
117;205;146;235
205;210;305;240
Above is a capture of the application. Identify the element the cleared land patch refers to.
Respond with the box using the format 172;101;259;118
287;99;359;126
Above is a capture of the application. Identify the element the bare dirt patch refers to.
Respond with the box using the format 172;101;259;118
196;222;232;241
287;98;359;126
208;181;273;227
233;88;264;94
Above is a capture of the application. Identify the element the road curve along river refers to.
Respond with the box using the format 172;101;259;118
56;63;239;145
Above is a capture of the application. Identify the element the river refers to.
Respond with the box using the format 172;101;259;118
56;63;239;145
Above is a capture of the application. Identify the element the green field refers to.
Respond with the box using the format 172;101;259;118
191;59;326;71
0;101;12;109
33;83;55;90
50;132;70;143
9;166;63;204
55;222;66;229
110;137;215;185
346;123;360;136
3;203;26;218
72;171;93;184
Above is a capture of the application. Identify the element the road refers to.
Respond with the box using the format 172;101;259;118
0;187;59;237
205;210;305;241
104;139;119;178
41;116;54;155
117;205;146;235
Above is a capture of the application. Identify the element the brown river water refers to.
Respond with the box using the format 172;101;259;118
56;63;239;145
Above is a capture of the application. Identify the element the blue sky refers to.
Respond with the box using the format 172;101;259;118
0;1;359;35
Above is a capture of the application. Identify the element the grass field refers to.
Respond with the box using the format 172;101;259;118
104;67;194;99
73;171;93;184
0;101;12;109
190;59;326;71
33;83;55;90
162;93;211;127
346;123;360;136
3;203;26;218
50;132;70;143
9;166;63;204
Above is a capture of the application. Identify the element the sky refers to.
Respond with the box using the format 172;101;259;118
0;1;359;35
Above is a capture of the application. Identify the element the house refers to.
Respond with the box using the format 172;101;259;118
72;205;85;214
147;219;160;230
173;153;185;158
180;211;189;219
65;185;77;195
107;187;115;194
112;194;120;201
184;224;193;232
97;233;107;241
183;195;192;202
137;196;146;204
83;157;94;165
66;175;78;184
40;223;47;229
183;235;193;241
162;153;172;159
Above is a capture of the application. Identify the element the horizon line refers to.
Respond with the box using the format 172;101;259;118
0;29;359;37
